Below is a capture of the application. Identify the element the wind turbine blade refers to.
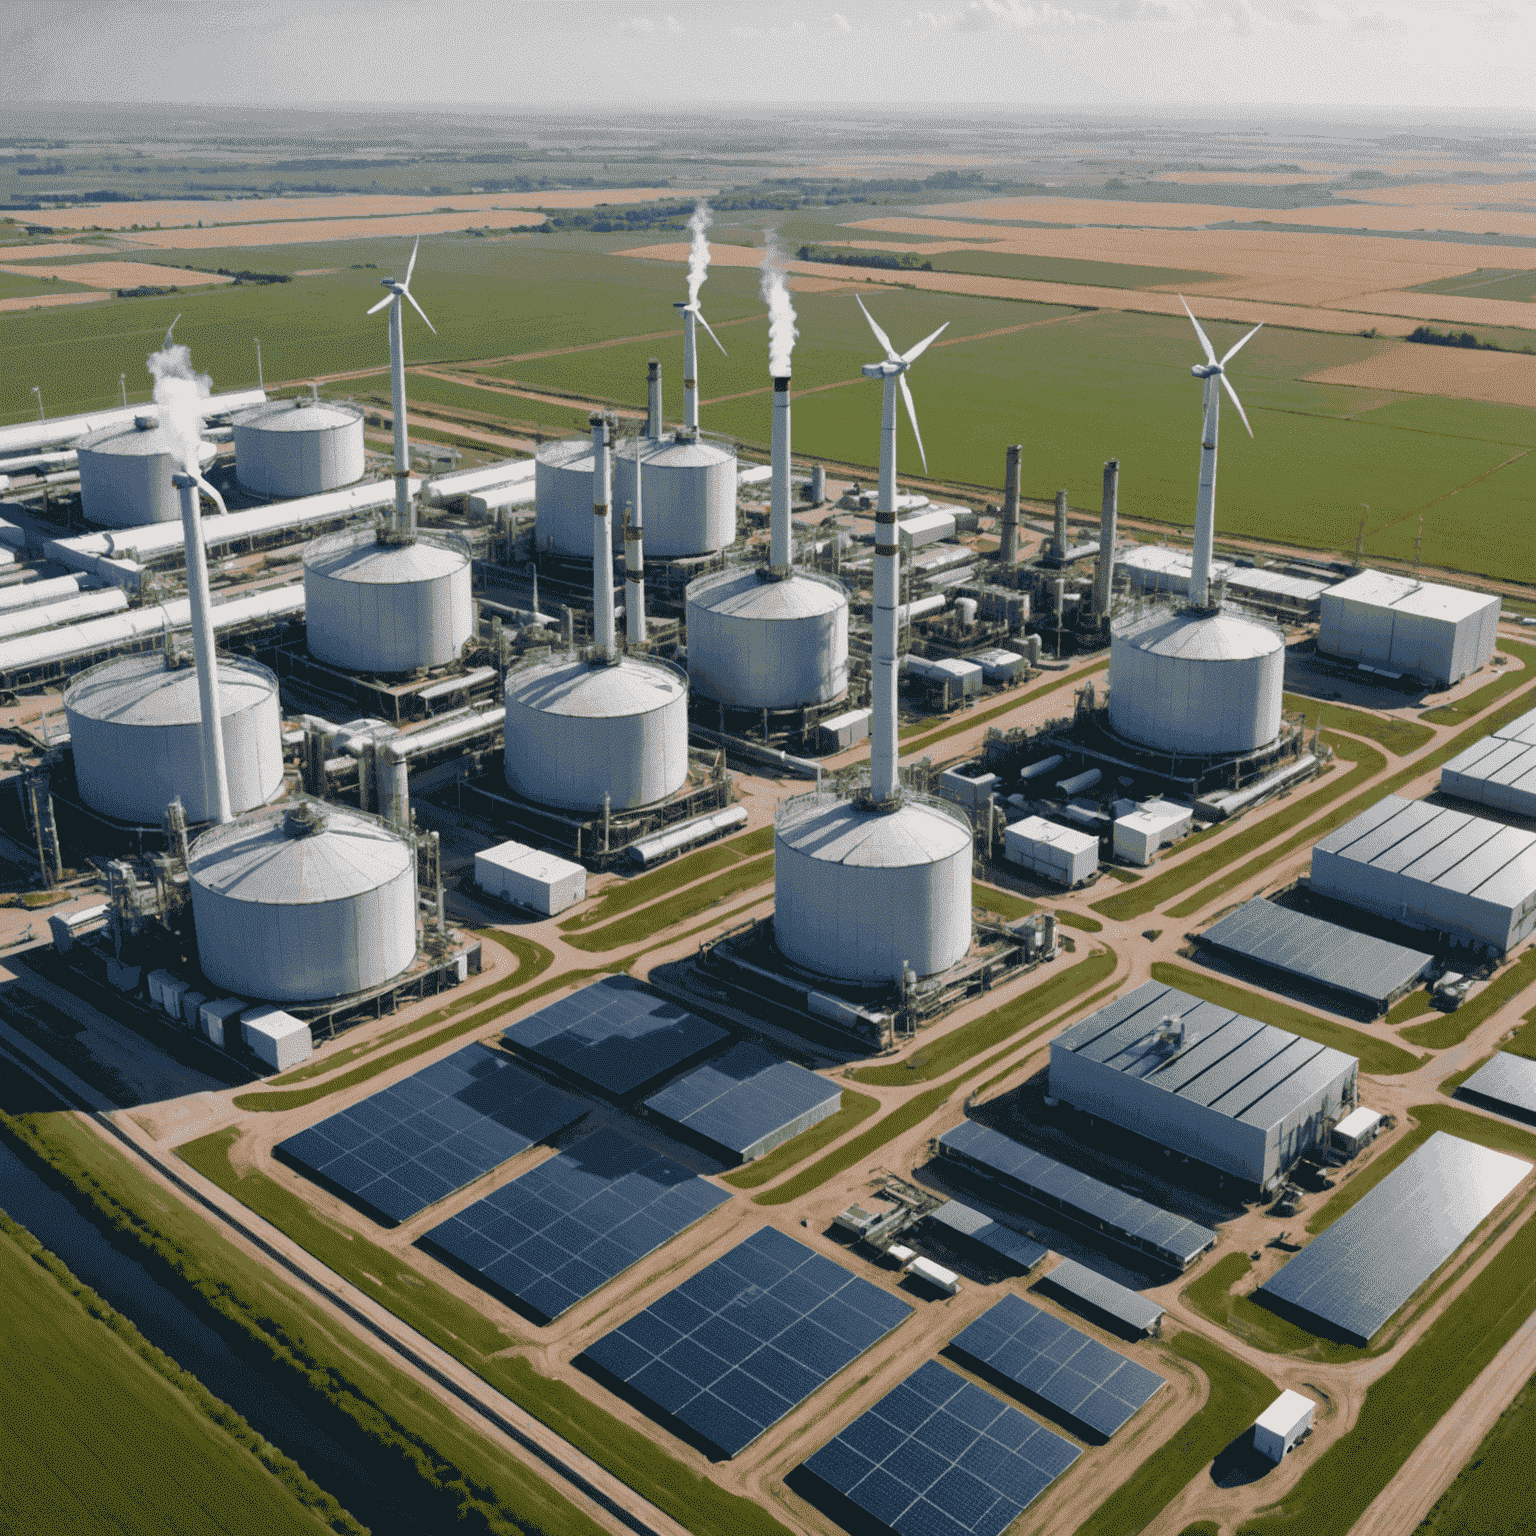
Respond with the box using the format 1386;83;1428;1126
406;236;420;286
1178;294;1217;365
901;320;949;366
1221;372;1254;437
899;372;928;474
165;313;182;346
366;293;393;316
856;295;899;362
405;289;437;336
695;309;728;356
193;473;228;517
1220;320;1264;367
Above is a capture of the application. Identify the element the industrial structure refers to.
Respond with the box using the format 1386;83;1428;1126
232;394;365;499
1439;703;1536;818
77;415;217;526
1318;569;1500;688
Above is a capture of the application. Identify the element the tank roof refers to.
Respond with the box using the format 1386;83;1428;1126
1113;606;1284;661
233;397;362;431
506;654;686;718
189;804;412;904
777;793;971;869
303;528;467;583
78;419;215;459
641;436;735;468
535;437;595;471
687;566;847;620
64;652;276;726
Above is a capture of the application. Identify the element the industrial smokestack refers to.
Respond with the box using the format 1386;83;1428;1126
1001;444;1020;565
1053;488;1068;561
870;381;901;806
625;430;645;644
770;376;792;574
590;414;615;660
646;358;662;438
173;473;231;825
1094;458;1119;616
675;303;698;435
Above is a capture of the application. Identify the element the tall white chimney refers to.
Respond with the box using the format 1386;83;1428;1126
590;414;615;660
869;378;901;806
770;375;792;575
173;472;231;824
674;302;698;436
625;429;646;643
647;357;662;438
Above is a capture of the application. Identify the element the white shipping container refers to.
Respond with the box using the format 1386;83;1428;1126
475;840;587;916
898;509;957;549
147;969;174;1012
1004;816;1098;887
1113;801;1193;866
161;974;190;1020
1254;1391;1315;1463
819;707;871;752
907;1256;961;1295
181;991;208;1030
241;1005;313;1071
940;767;998;811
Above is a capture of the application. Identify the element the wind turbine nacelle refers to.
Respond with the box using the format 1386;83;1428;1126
861;363;889;381
1192;363;1219;379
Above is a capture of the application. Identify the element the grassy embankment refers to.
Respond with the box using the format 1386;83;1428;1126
561;856;773;951
1420;650;1536;725
1280;693;1434;755
0;1208;362;1536
1183;1251;1365;1363
1400;945;1536;1049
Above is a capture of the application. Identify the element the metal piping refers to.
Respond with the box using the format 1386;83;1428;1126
174;474;231;825
770;375;792;575
870;373;901;805
1190;373;1219;609
1094;458;1119;616
625;428;646;644
647;357;662;438
1001;444;1020;564
675;303;699;435
0;390;266;458
590;413;615;659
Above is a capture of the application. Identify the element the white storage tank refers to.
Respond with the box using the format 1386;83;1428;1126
232;396;365;499
64;652;283;825
773;789;972;982
302;527;472;675
1110;608;1284;755
503;653;689;813
77;415;216;527
614;431;737;557
685;567;848;709
188;802;417;1002
534;436;608;557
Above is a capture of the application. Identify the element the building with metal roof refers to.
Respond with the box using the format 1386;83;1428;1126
1049;980;1358;1192
1318;569;1499;688
1440;735;1536;819
1310;794;1536;954
1197;897;1432;1012
1037;1257;1166;1337
1455;1052;1536;1126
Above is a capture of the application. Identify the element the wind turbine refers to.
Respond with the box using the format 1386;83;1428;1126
367;237;436;536
856;295;948;805
672;296;727;436
1180;295;1260;610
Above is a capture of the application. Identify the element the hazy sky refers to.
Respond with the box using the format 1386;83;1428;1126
2;0;1528;115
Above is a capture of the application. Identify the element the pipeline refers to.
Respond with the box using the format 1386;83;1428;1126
688;724;822;780
0;389;266;458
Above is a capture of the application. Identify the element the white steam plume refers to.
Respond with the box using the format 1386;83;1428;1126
147;339;226;513
759;232;798;377
686;200;712;306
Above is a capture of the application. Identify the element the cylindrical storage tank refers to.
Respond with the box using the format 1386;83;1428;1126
188;802;416;1002
685;567;848;709
1109;608;1285;755
77;416;216;527
232;397;365;498
503;653;688;812
534;436;604;557
302;528;472;674
774;790;972;982
614;432;736;557
63;652;283;825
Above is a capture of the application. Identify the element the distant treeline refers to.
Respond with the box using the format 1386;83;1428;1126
797;244;933;271
116;285;181;299
1407;324;1536;356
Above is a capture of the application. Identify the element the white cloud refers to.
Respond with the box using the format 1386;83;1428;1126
731;19;808;38
829;10;854;29
914;1;1097;30
618;12;684;33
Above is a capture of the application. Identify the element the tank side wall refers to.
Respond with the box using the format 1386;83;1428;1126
686;591;849;709
535;460;596;557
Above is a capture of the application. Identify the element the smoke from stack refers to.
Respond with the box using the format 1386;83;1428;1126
687;201;713;307
760;232;798;377
148;340;225;513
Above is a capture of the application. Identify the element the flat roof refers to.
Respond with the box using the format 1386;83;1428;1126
1325;569;1498;624
1256;1390;1315;1436
1495;706;1536;748
1334;1107;1383;1139
1456;1052;1536;1125
1053;980;1357;1136
1198;898;1431;1008
1007;816;1099;855
925;1199;1050;1272
1442;737;1536;801
1040;1257;1166;1335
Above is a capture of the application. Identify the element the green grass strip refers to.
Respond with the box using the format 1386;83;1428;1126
1181;1249;1365;1363
1150;963;1423;1076
1413;1373;1536;1536
1055;909;1102;933
1306;1102;1536;1235
1093;734;1384;922
561;855;774;951
1282;693;1434;755
900;658;1110;758
1419;647;1536;724
972;881;1036;921
1076;1330;1275;1536
1506;1002;1536;1059
721;1090;882;1189
851;948;1118;1088
1385;987;1436;1025
1401;945;1536;1049
1177;1525;1222;1536
1237;1153;1536;1536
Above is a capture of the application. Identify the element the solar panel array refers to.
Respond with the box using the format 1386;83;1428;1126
277;1043;586;1225
582;1226;912;1458
1259;1131;1532;1343
938;1120;1217;1269
643;1042;841;1161
1039;1258;1166;1336
802;1359;1080;1536
950;1293;1165;1438
419;1126;729;1322
925;1200;1049;1273
1456;1052;1536;1126
1199;897;1431;1009
502;975;730;1099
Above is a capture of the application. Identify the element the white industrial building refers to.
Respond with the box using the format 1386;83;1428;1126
1440;706;1536;818
1004;816;1098;887
1254;1391;1315;1463
232;397;365;499
1113;801;1193;866
1318;570;1499;688
1310;794;1536;954
241;1005;313;1071
1049;980;1358;1191
475;840;586;916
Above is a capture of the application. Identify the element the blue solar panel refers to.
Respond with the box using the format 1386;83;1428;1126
419;1126;729;1322
643;1042;842;1159
502;976;731;1099
949;1294;1165;1439
803;1359;1080;1536
276;1043;587;1225
581;1226;913;1457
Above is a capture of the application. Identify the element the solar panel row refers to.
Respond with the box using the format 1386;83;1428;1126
924;1201;1049;1273
277;1043;586;1225
802;1359;1081;1536
1039;1258;1166;1337
420;1126;730;1322
949;1293;1165;1439
582;1226;912;1458
1455;1052;1536;1126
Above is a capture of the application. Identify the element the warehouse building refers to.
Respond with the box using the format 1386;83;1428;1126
1310;795;1536;954
1049;981;1358;1192
1317;570;1499;688
1440;705;1536;819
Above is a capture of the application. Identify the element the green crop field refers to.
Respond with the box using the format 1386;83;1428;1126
0;269;100;300
1415;1371;1536;1536
924;247;1224;290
